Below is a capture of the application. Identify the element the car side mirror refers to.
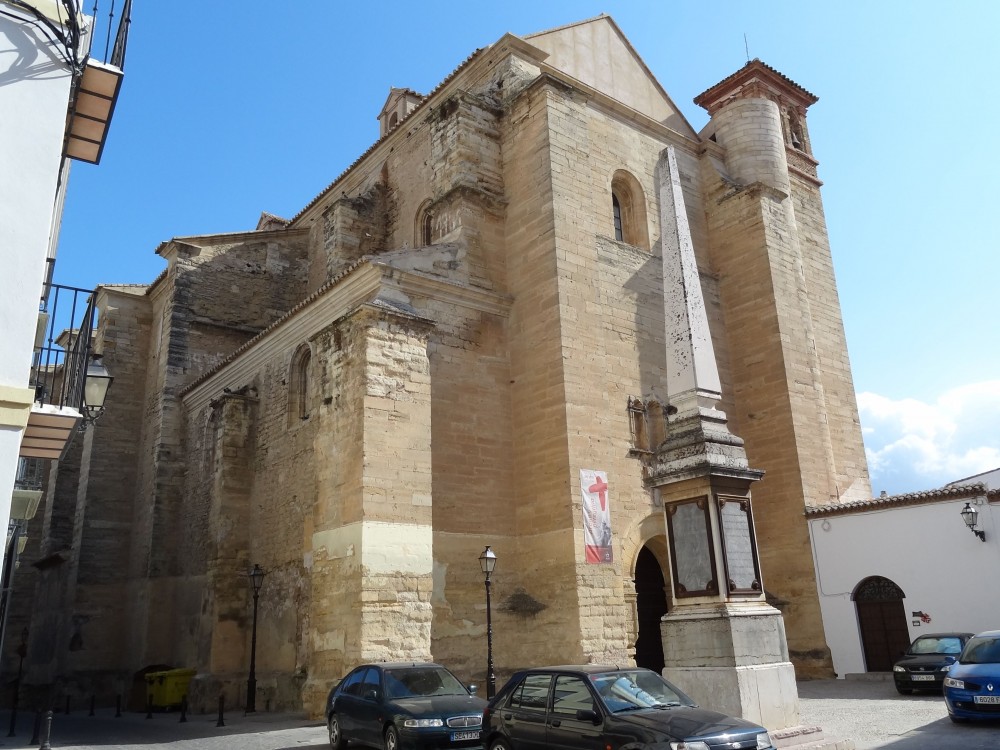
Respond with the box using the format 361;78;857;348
468;684;478;696
366;689;379;701
576;709;601;725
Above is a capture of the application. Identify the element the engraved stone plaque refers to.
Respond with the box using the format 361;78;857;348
667;498;716;596
719;498;761;593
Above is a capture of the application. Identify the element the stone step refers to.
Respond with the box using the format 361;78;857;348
771;725;855;750
844;671;892;681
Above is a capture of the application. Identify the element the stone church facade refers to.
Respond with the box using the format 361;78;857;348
9;16;871;719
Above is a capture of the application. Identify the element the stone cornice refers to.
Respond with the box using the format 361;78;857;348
181;259;510;412
523;70;701;152
155;228;309;259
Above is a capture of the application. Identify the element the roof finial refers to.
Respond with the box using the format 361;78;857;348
744;33;750;63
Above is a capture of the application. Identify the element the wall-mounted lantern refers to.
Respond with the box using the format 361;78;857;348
960;502;986;542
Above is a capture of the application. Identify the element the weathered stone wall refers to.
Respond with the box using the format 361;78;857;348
788;174;871;505
19;24;875;714
63;289;153;685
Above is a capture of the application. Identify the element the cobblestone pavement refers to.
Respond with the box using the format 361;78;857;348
0;679;995;749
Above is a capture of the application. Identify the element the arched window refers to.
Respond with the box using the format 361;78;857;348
415;200;434;246
388;112;399;130
610;171;650;250
288;345;312;424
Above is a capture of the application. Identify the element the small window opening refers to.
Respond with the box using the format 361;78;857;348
421;212;433;246
628;397;648;451
288;345;312;425
612;194;624;242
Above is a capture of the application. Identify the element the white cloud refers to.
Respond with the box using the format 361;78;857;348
857;380;1000;494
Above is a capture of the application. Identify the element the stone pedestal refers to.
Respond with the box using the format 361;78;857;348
661;601;798;730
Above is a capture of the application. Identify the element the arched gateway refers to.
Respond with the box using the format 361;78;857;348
633;544;669;673
853;575;909;672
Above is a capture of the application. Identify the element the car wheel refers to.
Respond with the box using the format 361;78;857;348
949;714;968;724
328;714;343;750
490;738;511;750
384;724;399;750
895;685;912;695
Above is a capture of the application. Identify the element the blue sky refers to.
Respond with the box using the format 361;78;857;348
56;1;999;495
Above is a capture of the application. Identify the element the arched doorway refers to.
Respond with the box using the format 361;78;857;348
853;575;910;672
634;545;668;673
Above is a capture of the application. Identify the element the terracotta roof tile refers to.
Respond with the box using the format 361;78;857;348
805;483;993;518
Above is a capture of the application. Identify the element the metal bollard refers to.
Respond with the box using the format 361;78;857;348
39;709;53;750
216;694;225;727
89;695;95;716
64;695;70;715
29;710;40;745
115;694;122;717
146;694;153;719
179;695;187;723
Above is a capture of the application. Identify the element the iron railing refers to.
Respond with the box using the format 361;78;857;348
107;0;132;68
13;458;44;492
31;282;97;414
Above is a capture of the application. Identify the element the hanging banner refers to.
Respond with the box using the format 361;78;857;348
581;469;613;564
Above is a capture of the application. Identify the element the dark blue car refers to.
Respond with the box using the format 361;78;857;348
943;630;1000;722
326;662;486;749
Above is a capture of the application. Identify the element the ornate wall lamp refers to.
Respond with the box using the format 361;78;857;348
81;355;114;424
960;502;986;542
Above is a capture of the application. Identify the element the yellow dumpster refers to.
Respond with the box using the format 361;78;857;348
145;668;196;709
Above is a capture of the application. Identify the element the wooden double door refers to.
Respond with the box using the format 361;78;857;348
854;576;910;672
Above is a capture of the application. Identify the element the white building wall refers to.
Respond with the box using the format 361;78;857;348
809;496;1000;677
0;7;77;575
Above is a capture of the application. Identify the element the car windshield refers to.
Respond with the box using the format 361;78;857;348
384;667;469;698
959;636;1000;665
908;636;964;655
590;670;690;712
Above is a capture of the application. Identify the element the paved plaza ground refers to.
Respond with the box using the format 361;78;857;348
0;679;994;749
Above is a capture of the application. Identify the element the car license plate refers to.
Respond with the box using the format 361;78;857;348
974;696;1000;704
451;730;480;741
911;674;935;681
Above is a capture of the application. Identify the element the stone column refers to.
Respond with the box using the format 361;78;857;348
649;147;798;730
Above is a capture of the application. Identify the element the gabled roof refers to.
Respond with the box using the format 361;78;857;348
256;211;289;231
525;14;696;137
378;87;425;118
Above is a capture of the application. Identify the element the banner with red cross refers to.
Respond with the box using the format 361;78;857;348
581;469;613;564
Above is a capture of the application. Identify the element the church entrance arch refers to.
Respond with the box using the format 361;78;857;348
634;544;669;673
853;575;909;672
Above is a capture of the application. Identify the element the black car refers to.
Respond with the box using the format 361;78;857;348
326;662;487;750
483;665;773;750
893;632;974;694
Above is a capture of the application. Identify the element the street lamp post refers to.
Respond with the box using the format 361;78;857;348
245;564;267;713
478;546;497;699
